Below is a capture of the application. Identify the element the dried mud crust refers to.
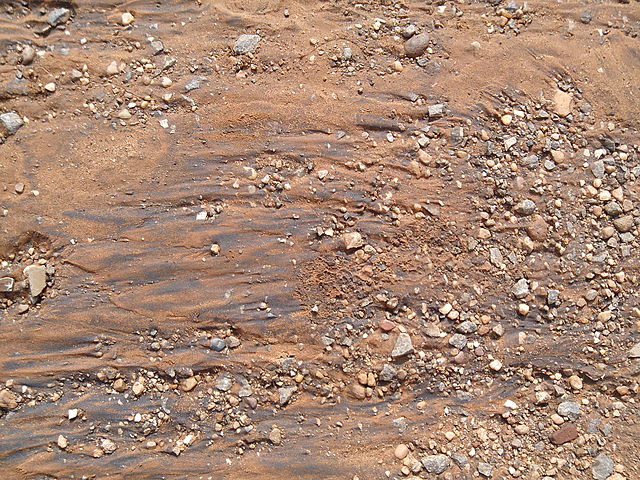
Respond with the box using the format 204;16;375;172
1;0;640;479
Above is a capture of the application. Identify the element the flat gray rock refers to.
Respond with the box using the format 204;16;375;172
278;386;297;406
592;453;614;480
0;112;24;136
391;333;414;358
557;401;581;421
233;34;261;55
47;8;72;27
421;454;449;475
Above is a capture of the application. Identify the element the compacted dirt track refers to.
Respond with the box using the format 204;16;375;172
0;1;639;479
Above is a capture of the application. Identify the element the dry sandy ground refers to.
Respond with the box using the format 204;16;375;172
0;1;639;479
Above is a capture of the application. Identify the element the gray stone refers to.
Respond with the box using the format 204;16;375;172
391;333;414;358
520;154;539;169
210;337;226;351
591;160;605;179
278;386;297;406
379;363;397;382
580;10;593;24
456;320;477;334
47;8;72;27
427;104;445;118
215;375;233;392
451;126;464;146
514;199;536;215
150;40;164;55
629;342;640;359
512;278;529;299
603;201;622;217
557;401;581;421
404;32;430;58
23;265;46;297
547;289;560;305
421;454;450;475
451;452;468;467
402;24;417;39
478;462;494;477
489;247;503;267
0;277;14;292
185;77;205;92
449;333;467;350
0;112;24;136
233;34;261;55
591;453;614;480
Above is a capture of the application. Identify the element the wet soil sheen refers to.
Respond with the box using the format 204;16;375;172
1;1;639;479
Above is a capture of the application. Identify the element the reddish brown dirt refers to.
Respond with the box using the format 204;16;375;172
1;1;639;479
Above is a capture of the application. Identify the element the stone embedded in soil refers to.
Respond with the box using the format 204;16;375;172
210;337;226;351
449;333;467;350
23;265;47;297
0;389;18;409
421;454;450;475
0;277;14;292
592;453;614;480
550;423;579;445
215;375;233;392
233;34;261;55
0;112;24;136
404;32;430;57
106;61;119;75
278;386;297;406
379;364;397;382
181;377;198;392
514;199;536;215
527;215;549;241
391;333;414;358
451;453;468;467
121;12;135;26
394;444;409;460
478;462;494;477
47;8;72;27
613;215;634;233
428;103;445;117
456;320;477;334
100;438;117;455
511;278;529;299
629;342;640;358
351;383;366;399
21;46;35;65
553;90;573;117
342;231;364;250
557;401;581;421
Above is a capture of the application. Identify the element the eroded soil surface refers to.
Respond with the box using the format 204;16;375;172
1;1;639;479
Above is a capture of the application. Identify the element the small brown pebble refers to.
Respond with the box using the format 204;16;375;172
550;423;579;445
394;443;409;460
379;319;396;331
351;383;366;400
181;377;198;392
15;183;25;194
113;378;126;392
